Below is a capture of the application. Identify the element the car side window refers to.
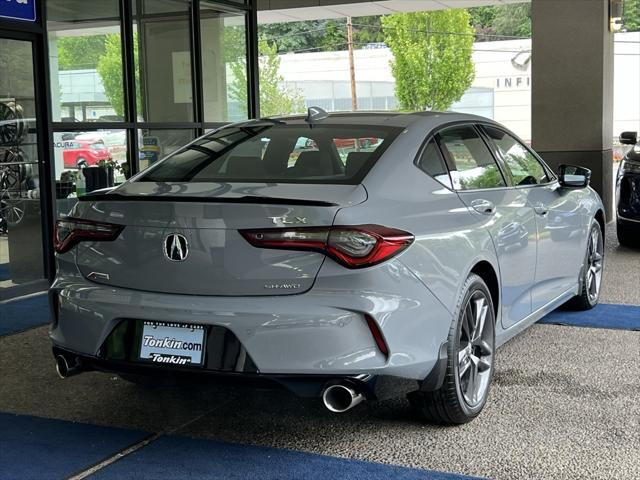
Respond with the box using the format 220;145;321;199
416;138;453;189
437;126;506;190
483;126;549;186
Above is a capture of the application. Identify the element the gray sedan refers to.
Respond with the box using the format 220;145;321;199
50;110;605;424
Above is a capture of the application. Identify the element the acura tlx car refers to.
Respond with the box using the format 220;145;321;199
50;110;605;424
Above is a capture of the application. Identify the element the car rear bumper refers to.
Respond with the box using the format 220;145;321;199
49;260;453;383
51;345;419;400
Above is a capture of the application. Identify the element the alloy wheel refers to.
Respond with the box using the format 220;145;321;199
586;226;604;303
457;291;494;408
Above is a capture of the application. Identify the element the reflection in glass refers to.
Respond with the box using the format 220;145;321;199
46;0;124;122
53;130;129;217
200;2;249;122
133;0;193;122
138;129;195;171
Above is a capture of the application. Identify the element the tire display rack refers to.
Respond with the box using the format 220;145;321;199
0;98;38;233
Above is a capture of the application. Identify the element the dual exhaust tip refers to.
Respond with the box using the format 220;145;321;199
322;383;365;413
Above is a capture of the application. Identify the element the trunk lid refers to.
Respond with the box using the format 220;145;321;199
72;182;366;296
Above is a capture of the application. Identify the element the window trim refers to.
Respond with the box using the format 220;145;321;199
477;123;558;188
412;135;455;191
433;123;510;192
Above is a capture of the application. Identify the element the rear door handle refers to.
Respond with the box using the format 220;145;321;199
470;199;496;215
534;203;549;216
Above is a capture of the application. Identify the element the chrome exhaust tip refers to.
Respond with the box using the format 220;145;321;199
55;355;82;378
322;384;364;413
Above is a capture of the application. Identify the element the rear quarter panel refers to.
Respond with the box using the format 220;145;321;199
338;116;501;327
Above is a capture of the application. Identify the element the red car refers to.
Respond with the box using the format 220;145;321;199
333;137;378;149
63;140;112;168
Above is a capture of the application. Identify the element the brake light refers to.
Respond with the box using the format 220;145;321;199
54;217;124;254
240;224;414;268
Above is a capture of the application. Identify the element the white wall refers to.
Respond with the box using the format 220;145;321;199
275;32;640;143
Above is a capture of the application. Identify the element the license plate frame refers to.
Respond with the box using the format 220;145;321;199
138;321;206;367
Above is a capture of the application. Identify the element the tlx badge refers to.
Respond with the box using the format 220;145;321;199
268;216;308;225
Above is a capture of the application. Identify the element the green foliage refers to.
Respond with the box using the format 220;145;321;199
57;36;106;70
259;16;384;53
321;20;346;51
222;25;247;63
467;3;531;40
352;16;385;45
95;35;125;117
491;3;531;38
623;0;640;31
230;40;305;117
381;10;475;111
95;34;140;118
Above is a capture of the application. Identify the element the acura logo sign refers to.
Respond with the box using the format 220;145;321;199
164;233;189;262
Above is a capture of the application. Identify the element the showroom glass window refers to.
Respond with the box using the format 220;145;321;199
138;129;195;169
483;126;550;186
133;0;194;123
46;0;124;122
200;2;249;122
437;126;506;190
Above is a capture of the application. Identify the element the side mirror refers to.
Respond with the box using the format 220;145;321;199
558;164;591;188
620;131;638;145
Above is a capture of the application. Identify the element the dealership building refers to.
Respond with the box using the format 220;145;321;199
0;0;635;301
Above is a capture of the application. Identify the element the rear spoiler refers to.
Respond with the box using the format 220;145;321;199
78;192;338;207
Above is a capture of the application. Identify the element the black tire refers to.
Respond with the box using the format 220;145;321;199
409;273;495;425
617;221;638;249
565;221;604;311
76;157;87;168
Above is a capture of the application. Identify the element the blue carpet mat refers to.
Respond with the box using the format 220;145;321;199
92;435;477;480
539;303;640;331
0;413;477;480
0;294;50;336
0;263;9;282
0;412;149;480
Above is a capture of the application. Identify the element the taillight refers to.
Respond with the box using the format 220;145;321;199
54;217;124;254
240;224;414;268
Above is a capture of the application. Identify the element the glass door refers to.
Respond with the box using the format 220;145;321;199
0;38;44;295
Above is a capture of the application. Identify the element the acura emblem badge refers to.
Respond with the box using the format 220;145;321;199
164;233;189;262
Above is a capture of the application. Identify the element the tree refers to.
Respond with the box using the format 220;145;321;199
467;4;531;40
623;0;640;31
95;35;125;116
381;10;475;111
258;16;384;54
491;3;531;38
57;36;106;70
467;6;497;40
229;40;305;117
95;34;140;117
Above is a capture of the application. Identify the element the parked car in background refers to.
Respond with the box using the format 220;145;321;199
616;131;640;247
63;140;112;168
333;137;379;149
51;110;605;425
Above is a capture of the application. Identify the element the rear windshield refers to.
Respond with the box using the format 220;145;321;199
138;122;402;184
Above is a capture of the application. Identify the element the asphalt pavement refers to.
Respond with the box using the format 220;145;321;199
0;225;638;479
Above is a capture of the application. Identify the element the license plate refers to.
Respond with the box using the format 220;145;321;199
139;321;205;366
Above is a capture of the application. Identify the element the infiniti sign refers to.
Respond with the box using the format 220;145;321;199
164;233;189;261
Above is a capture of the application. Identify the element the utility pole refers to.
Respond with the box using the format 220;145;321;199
347;16;358;111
